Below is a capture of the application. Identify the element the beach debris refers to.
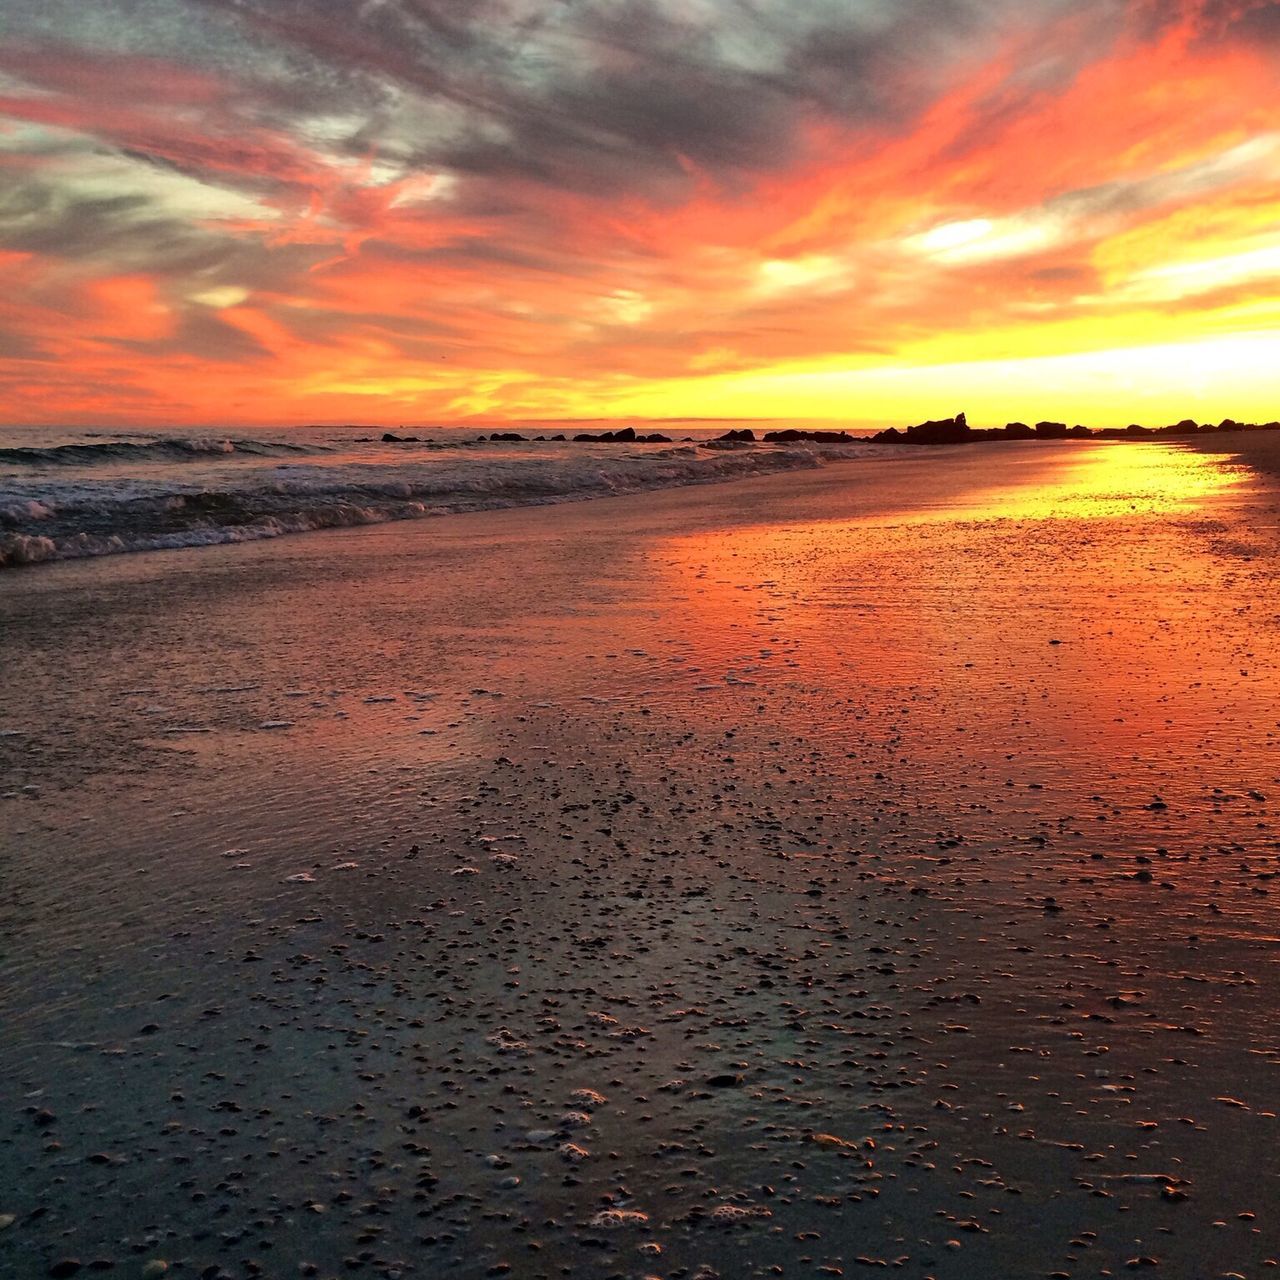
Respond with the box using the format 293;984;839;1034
485;1027;530;1055
588;1209;649;1229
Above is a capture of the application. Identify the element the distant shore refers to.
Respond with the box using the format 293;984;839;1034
368;412;1280;449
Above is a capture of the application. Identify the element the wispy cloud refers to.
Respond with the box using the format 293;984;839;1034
0;0;1278;423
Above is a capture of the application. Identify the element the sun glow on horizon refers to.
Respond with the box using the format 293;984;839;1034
586;331;1280;429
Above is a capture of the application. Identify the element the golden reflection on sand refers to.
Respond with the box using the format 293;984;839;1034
649;442;1260;821
657;444;1248;617
916;441;1248;522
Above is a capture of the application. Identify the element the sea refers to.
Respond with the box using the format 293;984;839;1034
0;421;880;568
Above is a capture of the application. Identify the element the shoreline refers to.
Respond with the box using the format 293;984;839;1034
7;420;1280;573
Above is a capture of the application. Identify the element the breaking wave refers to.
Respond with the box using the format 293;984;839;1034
0;437;323;468
0;442;847;569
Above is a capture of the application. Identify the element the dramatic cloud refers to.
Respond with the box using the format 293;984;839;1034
0;0;1278;424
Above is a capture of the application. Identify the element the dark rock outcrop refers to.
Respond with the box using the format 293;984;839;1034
572;427;642;442
869;413;1280;446
902;412;971;445
762;428;859;443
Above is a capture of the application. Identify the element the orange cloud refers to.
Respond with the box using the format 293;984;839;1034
0;2;1277;425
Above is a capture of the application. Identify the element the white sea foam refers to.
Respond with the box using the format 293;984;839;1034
0;428;875;569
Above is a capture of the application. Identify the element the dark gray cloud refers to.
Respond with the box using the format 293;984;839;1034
110;308;271;361
2;0;1265;387
0;172;331;292
0;0;1155;230
0;181;226;272
1130;0;1280;44
2;0;1255;212
1207;0;1280;41
1;0;1102;195
0;323;50;361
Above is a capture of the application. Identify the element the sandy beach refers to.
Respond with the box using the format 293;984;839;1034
3;439;1279;1280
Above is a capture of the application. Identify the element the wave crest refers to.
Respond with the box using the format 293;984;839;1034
0;437;322;468
0;443;843;569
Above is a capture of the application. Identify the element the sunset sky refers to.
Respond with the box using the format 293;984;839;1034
2;0;1279;427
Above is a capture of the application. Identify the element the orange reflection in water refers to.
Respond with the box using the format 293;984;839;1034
652;443;1249;658
644;442;1272;921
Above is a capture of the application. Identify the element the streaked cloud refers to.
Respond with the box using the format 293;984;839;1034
0;0;1278;424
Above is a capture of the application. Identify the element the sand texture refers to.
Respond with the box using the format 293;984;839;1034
2;441;1278;1280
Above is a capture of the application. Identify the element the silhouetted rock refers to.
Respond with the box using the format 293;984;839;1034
487;432;528;441
572;427;639;443
903;412;970;445
383;431;420;442
762;428;857;443
717;428;757;442
868;412;1280;448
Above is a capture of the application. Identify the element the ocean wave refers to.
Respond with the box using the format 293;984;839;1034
0;437;323;468
0;443;838;569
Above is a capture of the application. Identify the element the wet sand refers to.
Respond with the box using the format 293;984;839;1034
2;440;1279;1280
1184;428;1280;478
